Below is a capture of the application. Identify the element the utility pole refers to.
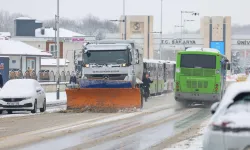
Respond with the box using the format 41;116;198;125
56;0;60;100
159;0;163;60
123;0;126;40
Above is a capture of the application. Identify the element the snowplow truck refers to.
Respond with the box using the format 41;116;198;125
66;40;144;111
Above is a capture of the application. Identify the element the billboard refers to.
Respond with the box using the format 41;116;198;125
210;41;225;55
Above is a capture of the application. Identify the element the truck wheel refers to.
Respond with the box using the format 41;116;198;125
140;88;143;109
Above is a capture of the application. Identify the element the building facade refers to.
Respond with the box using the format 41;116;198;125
110;15;250;74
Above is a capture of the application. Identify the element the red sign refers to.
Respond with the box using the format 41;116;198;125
0;63;4;70
72;38;84;42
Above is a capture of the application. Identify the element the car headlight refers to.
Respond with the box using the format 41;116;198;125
24;97;32;100
122;63;126;67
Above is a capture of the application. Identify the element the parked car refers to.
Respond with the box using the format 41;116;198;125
203;81;250;150
0;79;46;114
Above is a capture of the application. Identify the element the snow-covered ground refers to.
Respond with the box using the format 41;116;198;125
165;120;209;150
46;92;67;104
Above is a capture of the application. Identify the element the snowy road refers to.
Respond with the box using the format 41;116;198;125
0;93;211;150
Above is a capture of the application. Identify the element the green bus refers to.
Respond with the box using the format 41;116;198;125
174;48;230;106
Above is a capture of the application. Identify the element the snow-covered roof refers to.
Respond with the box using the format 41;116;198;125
41;58;70;66
185;47;221;54
0;32;11;37
15;17;34;20
35;20;42;23
0;40;52;57
35;28;85;38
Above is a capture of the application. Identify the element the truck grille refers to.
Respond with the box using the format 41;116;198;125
186;81;208;88
181;68;215;76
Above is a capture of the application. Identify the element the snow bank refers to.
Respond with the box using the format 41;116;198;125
165;120;209;150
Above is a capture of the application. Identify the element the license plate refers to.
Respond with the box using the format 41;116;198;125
6;102;19;106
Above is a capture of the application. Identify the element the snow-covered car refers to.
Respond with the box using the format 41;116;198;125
0;79;46;114
203;81;250;150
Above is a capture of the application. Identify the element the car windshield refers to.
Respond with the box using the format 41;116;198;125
180;54;216;69
84;50;130;65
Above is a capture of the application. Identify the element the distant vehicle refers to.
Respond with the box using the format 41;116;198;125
203;81;250;150
0;79;46;114
143;59;176;95
174;47;231;106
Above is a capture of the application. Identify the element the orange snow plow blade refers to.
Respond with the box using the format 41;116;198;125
66;88;142;111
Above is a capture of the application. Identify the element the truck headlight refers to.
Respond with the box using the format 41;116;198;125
85;64;90;68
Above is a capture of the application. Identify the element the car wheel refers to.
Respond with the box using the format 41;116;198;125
40;99;46;113
31;100;37;114
7;110;12;114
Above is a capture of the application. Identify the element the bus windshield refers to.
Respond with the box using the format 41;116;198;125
84;50;131;65
180;54;216;69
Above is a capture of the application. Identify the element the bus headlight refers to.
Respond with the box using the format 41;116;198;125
122;63;126;67
215;70;220;74
176;68;180;73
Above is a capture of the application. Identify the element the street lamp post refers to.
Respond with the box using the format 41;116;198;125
56;0;60;100
159;0;163;60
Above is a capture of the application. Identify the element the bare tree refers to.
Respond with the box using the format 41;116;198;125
0;10;24;35
43;14;119;39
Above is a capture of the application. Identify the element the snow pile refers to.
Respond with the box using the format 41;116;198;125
165;120;209;150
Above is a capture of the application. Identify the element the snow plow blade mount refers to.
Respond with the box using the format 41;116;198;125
66;88;142;111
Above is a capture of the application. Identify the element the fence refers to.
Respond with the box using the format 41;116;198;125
8;70;81;82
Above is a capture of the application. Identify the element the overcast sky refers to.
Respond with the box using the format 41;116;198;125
0;0;248;33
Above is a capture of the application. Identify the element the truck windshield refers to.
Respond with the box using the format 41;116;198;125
180;54;216;69
84;50;130;65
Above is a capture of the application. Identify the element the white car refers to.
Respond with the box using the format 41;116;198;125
0;79;46;114
203;81;250;150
